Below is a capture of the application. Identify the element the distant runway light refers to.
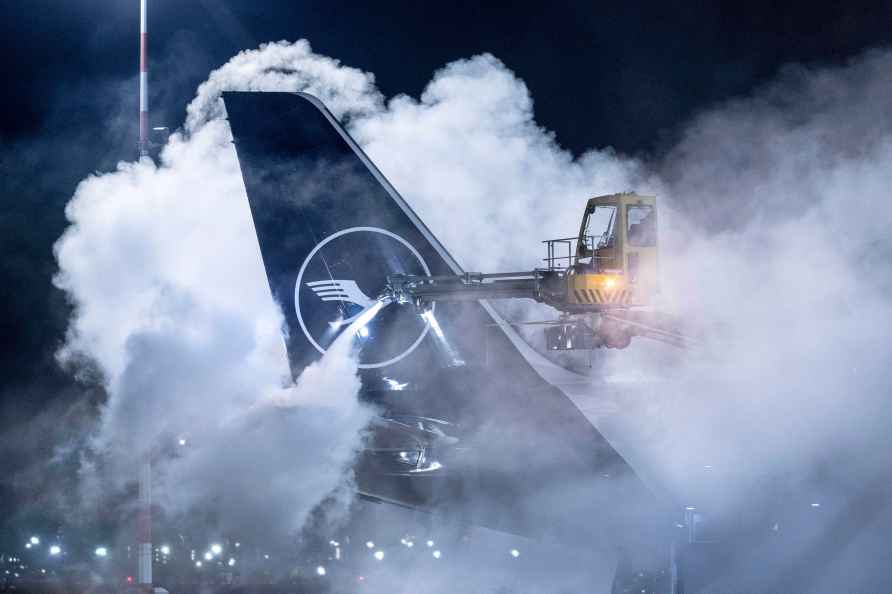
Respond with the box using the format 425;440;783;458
49;545;61;556
374;550;385;561
160;545;170;556
316;565;326;576
30;537;40;545
432;550;442;559
365;541;375;549
510;549;520;558
95;547;108;558
228;558;236;567
811;502;821;508
210;543;222;555
203;552;212;561
426;540;434;548
25;544;31;549
195;561;202;568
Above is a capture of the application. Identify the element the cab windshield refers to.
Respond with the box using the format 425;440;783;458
585;204;617;249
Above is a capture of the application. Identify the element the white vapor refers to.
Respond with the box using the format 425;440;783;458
54;37;892;591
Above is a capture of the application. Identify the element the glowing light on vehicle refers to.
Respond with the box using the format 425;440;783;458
426;540;434;548
374;550;385;561
178;438;187;446
685;506;696;511
432;550;442;559
510;549;520;558
160;545;170;556
203;552;213;561
365;541;375;549
227;558;236;567
30;537;39;545
49;545;61;556
95;547;108;557
316;566;326;576
210;543;222;555
811;502;821;508
25;544;31;549
195;561;202;568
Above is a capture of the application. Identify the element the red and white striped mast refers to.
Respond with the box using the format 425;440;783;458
137;2;153;589
138;0;149;158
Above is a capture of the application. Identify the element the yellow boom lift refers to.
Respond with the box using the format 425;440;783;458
386;192;690;349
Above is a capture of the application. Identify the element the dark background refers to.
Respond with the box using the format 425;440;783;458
2;0;892;533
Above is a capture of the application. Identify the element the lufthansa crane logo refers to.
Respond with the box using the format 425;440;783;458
294;226;433;369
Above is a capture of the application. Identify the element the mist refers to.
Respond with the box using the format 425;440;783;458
50;38;892;591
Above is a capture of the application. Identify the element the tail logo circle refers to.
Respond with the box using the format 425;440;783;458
295;226;433;369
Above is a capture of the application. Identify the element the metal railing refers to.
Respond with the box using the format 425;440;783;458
542;235;598;269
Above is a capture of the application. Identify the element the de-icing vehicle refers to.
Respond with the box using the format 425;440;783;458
385;192;689;349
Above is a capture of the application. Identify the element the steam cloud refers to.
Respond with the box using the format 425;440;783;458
53;39;892;590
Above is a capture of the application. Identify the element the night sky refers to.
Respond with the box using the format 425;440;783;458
2;0;892;527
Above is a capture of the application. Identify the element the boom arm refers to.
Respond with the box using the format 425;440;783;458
386;270;567;309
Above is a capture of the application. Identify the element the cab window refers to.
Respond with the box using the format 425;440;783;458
627;205;656;247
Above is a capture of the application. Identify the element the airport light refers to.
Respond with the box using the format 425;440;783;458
203;552;212;561
316;565;326;576
228;558;236;567
811;502;821;508
426;540;434;548
365;541;375;549
160;545;170;556
510;549;520;558
95;547;108;558
195;561;202;568
25;543;31;549
48;545;61;556
234;542;240;548
432;550;442;559
178;438;187;446
210;543;222;555
374;550;385;561
30;537;40;545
